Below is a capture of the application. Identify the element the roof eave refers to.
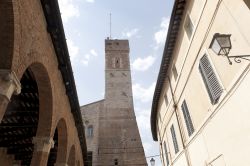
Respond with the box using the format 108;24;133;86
40;0;88;162
150;0;186;141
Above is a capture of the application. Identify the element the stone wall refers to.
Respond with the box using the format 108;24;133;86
81;100;104;166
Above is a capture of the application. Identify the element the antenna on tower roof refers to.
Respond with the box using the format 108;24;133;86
109;13;112;39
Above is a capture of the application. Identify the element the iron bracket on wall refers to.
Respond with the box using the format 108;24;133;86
225;54;250;65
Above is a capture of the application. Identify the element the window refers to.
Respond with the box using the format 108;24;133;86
116;59;119;67
244;0;250;9
87;151;93;166
172;65;178;80
181;100;194;136
184;14;194;39
87;125;93;137
114;159;118;165
164;94;169;106
113;57;122;68
170;125;179;153
199;54;223;105
163;142;170;166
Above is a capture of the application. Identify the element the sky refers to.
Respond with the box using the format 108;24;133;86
58;0;174;165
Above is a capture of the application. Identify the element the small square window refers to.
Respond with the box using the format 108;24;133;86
164;94;169;106
172;65;178;80
184;14;194;39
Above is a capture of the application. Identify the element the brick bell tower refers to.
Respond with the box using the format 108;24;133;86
96;39;147;165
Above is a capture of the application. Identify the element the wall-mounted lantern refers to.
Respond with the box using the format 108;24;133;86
150;158;155;166
209;33;250;65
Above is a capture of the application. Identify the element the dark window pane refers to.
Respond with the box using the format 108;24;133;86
87;151;93;166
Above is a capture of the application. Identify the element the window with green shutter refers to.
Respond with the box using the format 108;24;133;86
181;100;194;136
199;54;223;105
170;125;179;153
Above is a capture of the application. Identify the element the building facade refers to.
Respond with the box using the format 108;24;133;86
0;0;87;165
151;0;250;166
81;39;147;166
81;100;104;166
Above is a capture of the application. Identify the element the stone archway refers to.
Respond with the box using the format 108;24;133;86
0;66;43;165
28;63;54;166
67;145;76;166
52;118;68;166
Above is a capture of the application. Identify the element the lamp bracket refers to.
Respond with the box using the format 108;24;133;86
226;55;250;65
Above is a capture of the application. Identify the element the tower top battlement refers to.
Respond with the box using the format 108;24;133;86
105;39;129;52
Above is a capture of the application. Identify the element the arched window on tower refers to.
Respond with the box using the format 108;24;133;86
87;125;93;137
112;57;122;68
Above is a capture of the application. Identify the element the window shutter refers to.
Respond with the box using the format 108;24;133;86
199;54;223;104
170;125;179;153
181;100;194;136
163;142;170;166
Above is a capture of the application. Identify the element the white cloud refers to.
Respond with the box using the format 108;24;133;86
132;82;156;103
81;59;89;66
67;39;79;61
132;55;156;71
86;0;95;3
58;0;80;23
90;49;98;57
80;49;98;66
136;109;151;131
154;17;170;49
122;28;139;38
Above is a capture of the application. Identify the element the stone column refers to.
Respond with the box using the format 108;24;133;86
0;69;21;123
31;137;55;166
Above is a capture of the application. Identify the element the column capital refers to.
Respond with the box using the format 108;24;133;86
54;163;68;166
13;160;21;166
32;137;54;153
0;69;21;100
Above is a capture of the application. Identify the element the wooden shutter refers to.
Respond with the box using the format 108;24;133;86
181;100;194;136
199;54;223;104
170;125;179;153
163;142;170;165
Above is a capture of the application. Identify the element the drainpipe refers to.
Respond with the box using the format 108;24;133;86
167;76;191;166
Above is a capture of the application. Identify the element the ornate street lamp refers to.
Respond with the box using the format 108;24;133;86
209;33;250;65
150;158;155;166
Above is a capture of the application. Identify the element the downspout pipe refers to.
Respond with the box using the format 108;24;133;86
167;76;191;166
